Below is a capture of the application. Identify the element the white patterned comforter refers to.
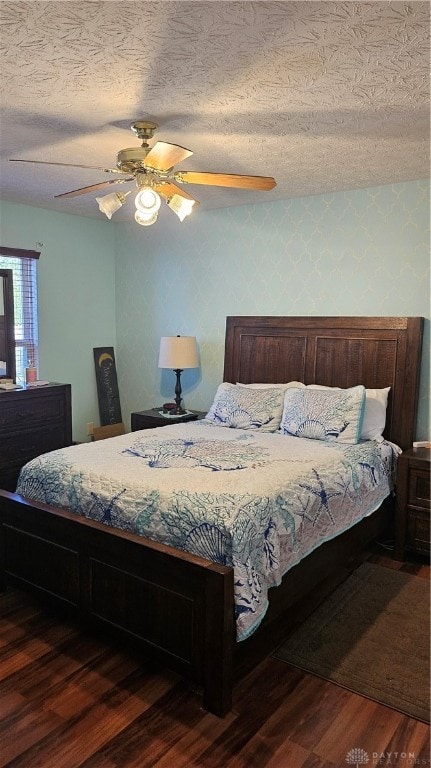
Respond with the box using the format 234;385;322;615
16;421;397;641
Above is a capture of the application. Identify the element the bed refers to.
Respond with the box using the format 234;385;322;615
0;316;424;715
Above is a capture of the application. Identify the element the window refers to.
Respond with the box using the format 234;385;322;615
0;246;40;384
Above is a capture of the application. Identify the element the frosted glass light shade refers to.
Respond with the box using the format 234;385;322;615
96;191;128;219
135;209;158;226
167;194;195;222
135;188;161;215
158;336;199;369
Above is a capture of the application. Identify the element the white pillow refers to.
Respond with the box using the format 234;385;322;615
307;385;390;441
236;381;306;390
205;382;285;431
361;387;390;441
279;385;366;444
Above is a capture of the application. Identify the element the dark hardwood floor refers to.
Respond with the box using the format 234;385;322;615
0;550;429;768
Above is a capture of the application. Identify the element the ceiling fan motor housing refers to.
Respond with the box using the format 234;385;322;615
116;147;150;173
130;121;158;143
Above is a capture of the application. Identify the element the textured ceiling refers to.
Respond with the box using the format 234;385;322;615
0;1;429;222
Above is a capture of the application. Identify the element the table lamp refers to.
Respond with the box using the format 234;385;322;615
158;335;199;414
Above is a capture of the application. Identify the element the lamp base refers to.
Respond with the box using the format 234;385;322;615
173;368;185;415
171;406;186;415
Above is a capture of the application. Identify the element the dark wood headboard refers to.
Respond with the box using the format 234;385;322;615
223;316;424;451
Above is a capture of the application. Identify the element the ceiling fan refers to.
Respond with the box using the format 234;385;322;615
10;121;277;227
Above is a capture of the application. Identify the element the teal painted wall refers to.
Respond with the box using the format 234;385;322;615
115;180;430;441
1;180;429;444
0;201;116;443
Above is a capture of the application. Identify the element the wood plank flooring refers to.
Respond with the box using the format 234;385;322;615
0;551;429;768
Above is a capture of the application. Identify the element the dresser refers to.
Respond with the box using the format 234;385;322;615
394;447;430;560
0;383;72;491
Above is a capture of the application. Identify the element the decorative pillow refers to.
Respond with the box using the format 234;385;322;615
279;385;366;443
307;385;390;441
205;382;285;431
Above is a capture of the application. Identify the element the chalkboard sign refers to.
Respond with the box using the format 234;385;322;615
93;347;122;425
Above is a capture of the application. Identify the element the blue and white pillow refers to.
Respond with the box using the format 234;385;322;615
307;384;390;442
279;385;366;444
205;383;285;431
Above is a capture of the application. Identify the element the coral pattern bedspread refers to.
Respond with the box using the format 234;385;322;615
16;422;396;641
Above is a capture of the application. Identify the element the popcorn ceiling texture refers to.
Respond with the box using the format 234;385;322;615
0;1;429;220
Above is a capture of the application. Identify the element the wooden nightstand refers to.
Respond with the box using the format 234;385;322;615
394;447;430;560
131;409;207;431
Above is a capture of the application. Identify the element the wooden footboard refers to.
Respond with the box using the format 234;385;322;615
0;490;235;716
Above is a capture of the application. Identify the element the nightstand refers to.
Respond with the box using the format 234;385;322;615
131;409;207;431
394;447;430;560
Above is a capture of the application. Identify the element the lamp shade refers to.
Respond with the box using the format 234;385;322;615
167;194;196;222
96;191;129;219
158;336;199;369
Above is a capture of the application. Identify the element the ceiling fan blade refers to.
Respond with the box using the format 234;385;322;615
144;141;193;172
54;178;134;199
10;159;126;174
174;171;276;190
155;181;199;204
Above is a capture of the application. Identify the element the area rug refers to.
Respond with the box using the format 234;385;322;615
273;562;430;722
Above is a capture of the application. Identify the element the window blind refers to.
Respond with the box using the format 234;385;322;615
0;246;40;383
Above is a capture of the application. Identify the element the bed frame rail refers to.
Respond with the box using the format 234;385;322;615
0;491;234;716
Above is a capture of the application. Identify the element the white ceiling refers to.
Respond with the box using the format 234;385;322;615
0;1;429;222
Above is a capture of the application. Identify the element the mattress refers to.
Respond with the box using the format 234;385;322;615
16;421;397;640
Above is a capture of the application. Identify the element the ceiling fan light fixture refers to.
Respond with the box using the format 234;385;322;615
135;209;158;227
96;191;130;219
167;194;195;222
135;187;161;215
11;119;276;229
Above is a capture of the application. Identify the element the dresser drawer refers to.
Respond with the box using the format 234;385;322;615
394;447;430;561
0;424;68;466
408;468;431;509
0;392;67;433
